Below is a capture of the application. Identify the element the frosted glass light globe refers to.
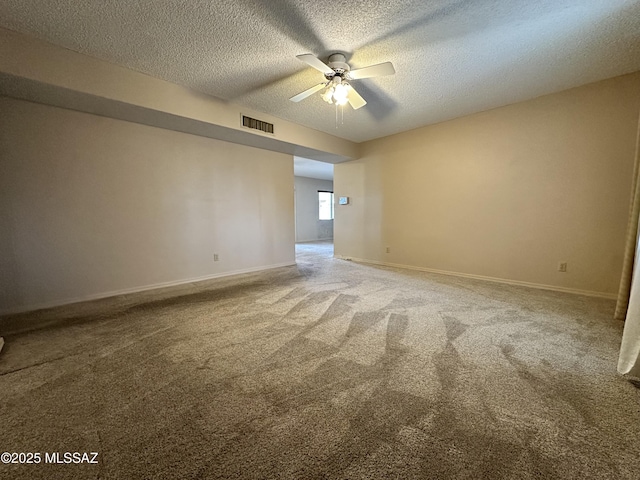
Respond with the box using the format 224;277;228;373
333;83;348;103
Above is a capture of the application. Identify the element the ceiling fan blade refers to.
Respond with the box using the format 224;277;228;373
296;54;334;75
289;82;326;103
347;84;367;110
349;62;395;80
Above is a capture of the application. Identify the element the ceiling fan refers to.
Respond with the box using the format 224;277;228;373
289;53;395;110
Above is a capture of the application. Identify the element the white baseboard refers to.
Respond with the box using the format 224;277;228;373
0;261;296;316
333;255;616;300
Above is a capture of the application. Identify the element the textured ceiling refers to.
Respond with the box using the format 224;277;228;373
1;0;639;143
294;157;334;180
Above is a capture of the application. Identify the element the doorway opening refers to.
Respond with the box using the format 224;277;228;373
293;157;334;261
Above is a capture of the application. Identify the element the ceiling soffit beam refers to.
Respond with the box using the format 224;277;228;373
0;28;358;163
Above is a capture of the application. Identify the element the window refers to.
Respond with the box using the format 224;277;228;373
318;191;334;220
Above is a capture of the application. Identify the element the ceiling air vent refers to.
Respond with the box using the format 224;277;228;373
241;115;274;134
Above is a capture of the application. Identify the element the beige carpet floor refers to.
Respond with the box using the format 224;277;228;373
1;241;639;479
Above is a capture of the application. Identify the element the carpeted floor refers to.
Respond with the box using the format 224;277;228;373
1;241;639;479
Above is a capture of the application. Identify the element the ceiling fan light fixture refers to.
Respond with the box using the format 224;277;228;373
321;86;334;104
333;82;349;105
291;53;395;111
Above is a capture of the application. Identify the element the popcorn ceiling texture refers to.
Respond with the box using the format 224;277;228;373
0;0;639;142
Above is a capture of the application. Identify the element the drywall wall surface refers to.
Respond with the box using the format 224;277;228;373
335;72;640;296
0;97;295;314
294;176;334;242
0;27;358;162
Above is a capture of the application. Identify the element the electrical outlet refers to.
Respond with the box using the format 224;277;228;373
386;246;391;253
214;253;219;262
558;262;567;272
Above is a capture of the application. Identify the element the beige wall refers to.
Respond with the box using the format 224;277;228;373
294;176;334;242
335;72;640;297
0;97;295;314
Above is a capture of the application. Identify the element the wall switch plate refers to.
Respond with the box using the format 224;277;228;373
558;262;567;272
386;247;391;253
214;253;219;262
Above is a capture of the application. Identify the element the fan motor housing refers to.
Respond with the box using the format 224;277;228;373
325;53;350;80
